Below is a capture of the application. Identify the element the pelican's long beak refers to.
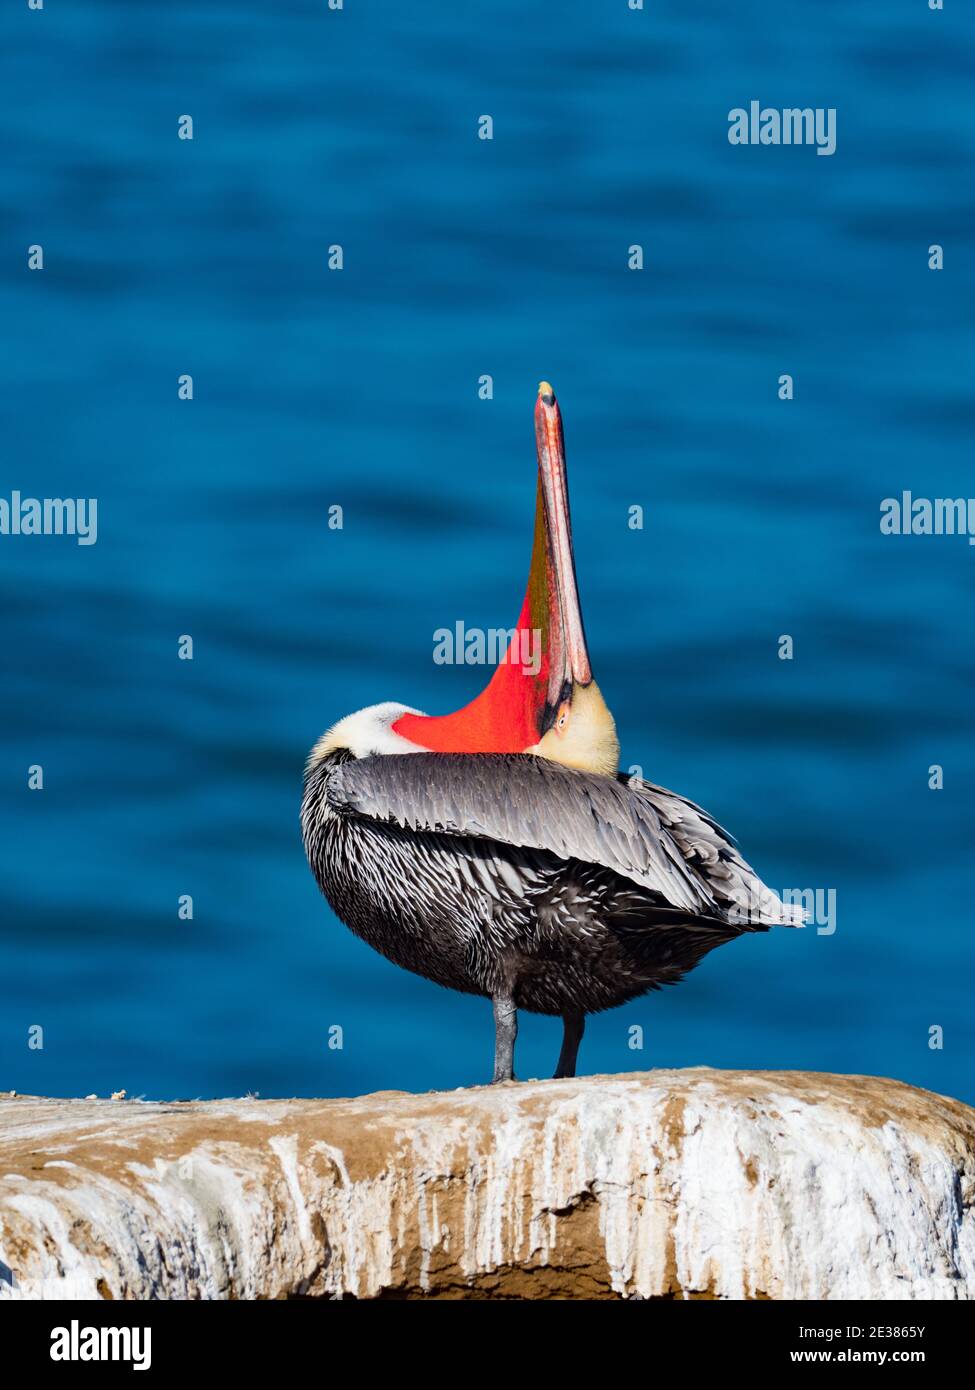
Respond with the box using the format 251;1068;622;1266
393;383;619;773
530;381;593;711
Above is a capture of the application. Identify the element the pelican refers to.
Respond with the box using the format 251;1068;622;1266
302;383;802;1083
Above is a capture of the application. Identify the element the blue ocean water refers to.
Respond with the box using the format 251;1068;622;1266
1;1;972;1104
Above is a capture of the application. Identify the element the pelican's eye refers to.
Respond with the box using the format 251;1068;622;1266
555;702;571;735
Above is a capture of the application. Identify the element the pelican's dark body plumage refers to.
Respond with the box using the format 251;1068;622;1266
303;384;802;1082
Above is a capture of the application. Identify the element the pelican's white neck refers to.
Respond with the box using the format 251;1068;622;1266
308;702;427;765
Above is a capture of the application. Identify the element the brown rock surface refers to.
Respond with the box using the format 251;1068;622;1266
1;1069;973;1300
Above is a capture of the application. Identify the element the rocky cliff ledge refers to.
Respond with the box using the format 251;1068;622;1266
1;1069;973;1300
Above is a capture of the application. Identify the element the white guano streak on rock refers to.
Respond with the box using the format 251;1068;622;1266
1;1071;973;1300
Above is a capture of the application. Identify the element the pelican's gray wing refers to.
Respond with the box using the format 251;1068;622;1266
326;752;718;913
624;775;806;928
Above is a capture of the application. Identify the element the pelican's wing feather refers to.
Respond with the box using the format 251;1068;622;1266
626;776;806;928
326;753;717;913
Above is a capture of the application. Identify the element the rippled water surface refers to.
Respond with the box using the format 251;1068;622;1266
2;1;973;1101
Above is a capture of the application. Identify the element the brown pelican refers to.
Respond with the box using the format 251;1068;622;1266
302;383;802;1083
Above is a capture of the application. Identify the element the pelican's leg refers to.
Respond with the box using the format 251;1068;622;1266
553;1011;585;1079
491;993;518;1083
